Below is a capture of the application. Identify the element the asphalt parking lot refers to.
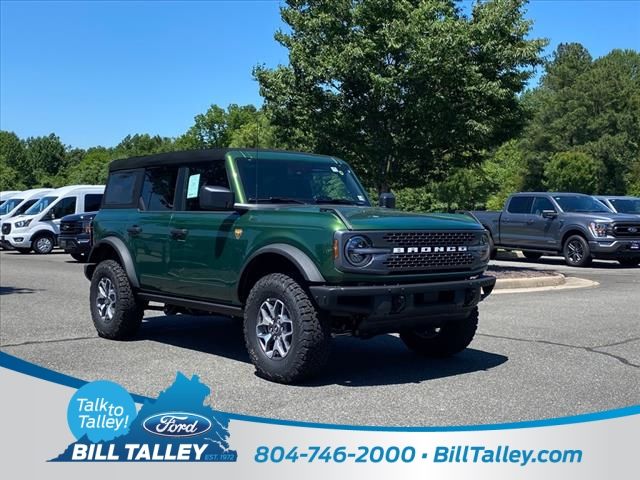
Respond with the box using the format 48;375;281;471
1;250;639;426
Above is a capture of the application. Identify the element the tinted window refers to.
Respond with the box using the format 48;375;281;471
84;193;103;212
507;196;534;214
51;197;77;219
183;162;230;211
554;196;609;213
610;198;640;214
532;197;556;215
0;198;23;215
140;167;178;211
25;196;57;215
104;171;140;206
15;199;37;215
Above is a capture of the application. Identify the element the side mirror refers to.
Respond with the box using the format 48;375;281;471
45;210;56;220
198;185;235;211
542;210;558;219
379;192;396;209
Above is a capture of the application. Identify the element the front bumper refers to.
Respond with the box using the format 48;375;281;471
309;275;496;335
1;231;33;248
589;239;640;258
58;235;91;254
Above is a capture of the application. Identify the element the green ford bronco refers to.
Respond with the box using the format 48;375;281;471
85;149;495;383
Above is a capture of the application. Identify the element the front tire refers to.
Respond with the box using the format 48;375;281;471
90;259;144;339
31;233;55;254
618;258;640;267
563;235;592;267
243;273;330;384
400;307;478;357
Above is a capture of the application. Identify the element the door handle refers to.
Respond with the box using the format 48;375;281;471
127;225;142;235
170;228;189;240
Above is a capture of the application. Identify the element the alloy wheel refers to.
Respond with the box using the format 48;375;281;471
96;277;117;322
256;298;294;359
567;240;584;264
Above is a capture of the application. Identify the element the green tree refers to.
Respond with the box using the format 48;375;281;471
228;112;279;148
24;133;67;186
114;134;176;158
255;0;545;192
482;140;527;210
0;130;27;172
178;104;262;149
543;150;604;194
0;159;25;191
66;147;113;185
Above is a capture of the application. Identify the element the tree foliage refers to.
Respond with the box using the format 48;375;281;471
256;0;545;191
543;150;604;194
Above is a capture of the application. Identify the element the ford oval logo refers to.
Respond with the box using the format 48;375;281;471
629;227;638;233
142;412;212;437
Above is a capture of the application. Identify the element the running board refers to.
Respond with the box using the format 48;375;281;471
138;292;243;317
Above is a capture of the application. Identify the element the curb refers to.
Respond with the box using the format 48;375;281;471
494;273;565;290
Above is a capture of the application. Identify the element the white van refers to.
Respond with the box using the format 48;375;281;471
1;185;104;254
0;188;53;222
0;190;22;206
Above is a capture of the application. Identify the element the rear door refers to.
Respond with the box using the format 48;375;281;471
132;166;179;293
499;195;534;246
165;160;242;302
529;196;561;250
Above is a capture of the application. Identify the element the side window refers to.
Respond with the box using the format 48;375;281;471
104;170;140;207
183;162;230;211
507;196;534;214
140;167;179;212
532;197;556;215
84;194;103;212
15;199;37;215
51;197;77;219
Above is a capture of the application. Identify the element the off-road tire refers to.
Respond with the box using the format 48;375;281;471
563;234;592;267
400;307;479;357
523;251;542;260
90;259;144;339
15;247;31;254
31;233;55;254
244;273;330;384
618;258;640;267
71;252;87;262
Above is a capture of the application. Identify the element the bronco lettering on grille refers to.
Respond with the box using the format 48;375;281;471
392;246;468;253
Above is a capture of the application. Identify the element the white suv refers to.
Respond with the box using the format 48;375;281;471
1;185;104;254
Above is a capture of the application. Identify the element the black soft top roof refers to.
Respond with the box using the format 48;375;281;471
108;148;332;172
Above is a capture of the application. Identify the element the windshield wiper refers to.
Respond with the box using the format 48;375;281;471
314;198;365;205
249;197;306;204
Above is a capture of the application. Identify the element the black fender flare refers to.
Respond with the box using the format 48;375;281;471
560;225;591;246
238;243;325;295
85;237;139;288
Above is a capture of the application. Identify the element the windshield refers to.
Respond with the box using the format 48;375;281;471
610;198;640;214
25;196;58;215
236;158;370;206
554;195;610;213
0;198;24;215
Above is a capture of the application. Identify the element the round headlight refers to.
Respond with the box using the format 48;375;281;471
344;235;373;267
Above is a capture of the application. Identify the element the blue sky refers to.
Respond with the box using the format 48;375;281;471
1;0;639;149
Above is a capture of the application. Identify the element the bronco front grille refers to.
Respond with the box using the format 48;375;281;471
612;223;640;237
383;251;475;272
1;223;10;234
382;231;476;246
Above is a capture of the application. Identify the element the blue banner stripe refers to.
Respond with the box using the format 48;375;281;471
2;351;638;432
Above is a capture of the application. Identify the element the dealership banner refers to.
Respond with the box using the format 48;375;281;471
0;352;637;479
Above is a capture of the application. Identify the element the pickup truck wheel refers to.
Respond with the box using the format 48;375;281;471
618;258;640;267
244;273;330;384
523;251;542;260
70;252;87;262
400;307;478;357
31;233;55;254
563;235;592;267
488;234;497;260
90;259;143;339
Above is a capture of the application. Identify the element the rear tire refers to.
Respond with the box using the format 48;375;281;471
15;247;31;254
90;259;144;339
618;258;640;267
523;251;542;260
243;273;331;384
31;233;55;254
563;235;592;267
400;307;478;357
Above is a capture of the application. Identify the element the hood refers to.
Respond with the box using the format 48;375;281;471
327;206;482;231
564;212;640;223
61;212;97;222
